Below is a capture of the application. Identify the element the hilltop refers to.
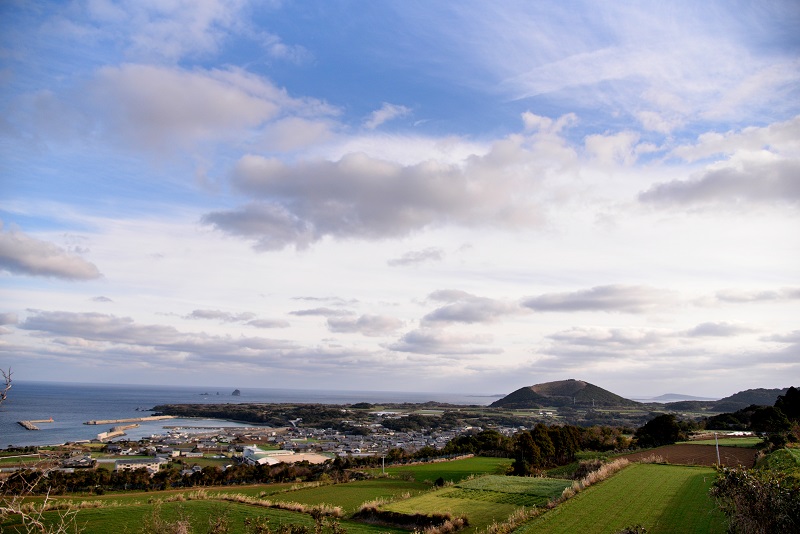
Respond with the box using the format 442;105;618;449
490;379;639;409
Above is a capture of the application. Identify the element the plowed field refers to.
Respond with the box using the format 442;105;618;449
621;444;756;467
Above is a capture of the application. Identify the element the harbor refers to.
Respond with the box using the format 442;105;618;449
84;415;176;425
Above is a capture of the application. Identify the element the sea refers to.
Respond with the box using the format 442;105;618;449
0;381;498;448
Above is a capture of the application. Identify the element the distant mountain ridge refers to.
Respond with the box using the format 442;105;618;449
490;379;639;409
644;393;718;403
490;381;790;412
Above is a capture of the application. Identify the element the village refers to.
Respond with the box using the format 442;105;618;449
4;417;524;477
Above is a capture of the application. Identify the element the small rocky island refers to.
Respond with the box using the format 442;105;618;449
232;389;241;396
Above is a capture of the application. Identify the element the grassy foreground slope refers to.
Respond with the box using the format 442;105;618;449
382;475;572;532
516;464;726;534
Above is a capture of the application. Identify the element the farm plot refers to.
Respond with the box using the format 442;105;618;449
382;475;571;531
378;456;512;483
516;463;726;534
444;475;572;507
268;477;428;514
621;444;756;467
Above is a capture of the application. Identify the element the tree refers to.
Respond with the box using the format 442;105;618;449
511;432;541;475
750;406;791;434
1;368;10;405
635;414;681;448
531;423;555;465
775;386;800;422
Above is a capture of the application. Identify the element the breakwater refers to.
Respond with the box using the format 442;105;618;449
84;415;175;425
17;418;54;431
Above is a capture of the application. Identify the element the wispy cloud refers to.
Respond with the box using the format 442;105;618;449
364;102;411;130
388;247;444;266
185;309;257;323
522;285;674;314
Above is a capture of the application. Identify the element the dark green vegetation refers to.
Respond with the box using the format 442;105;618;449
490;379;639;409
517;464;726;534
707;389;800;533
634;413;682;447
711;450;800;534
704;386;800;450
510;423;584;475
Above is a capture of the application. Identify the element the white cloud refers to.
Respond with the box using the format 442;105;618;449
100;0;248;62
584;131;641;166
364;102;411;130
387;328;501;356
713;287;800;303
640;152;800;208
247;319;290;329
203;128;572;249
85;64;336;152
0;313;18;326
185;309;257;323
522;285;674;314
327;314;404;336
0;223;101;280
671;116;800;162
423;291;519;324
685;322;756;337
387;247;444;267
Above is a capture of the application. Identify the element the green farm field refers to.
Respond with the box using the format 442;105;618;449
3;499;411;534
685;437;761;448
516;463;726;534
266;477;428;514
373;456;512;482
382;475;572;532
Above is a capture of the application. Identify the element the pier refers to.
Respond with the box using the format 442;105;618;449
17;417;54;431
84;415;175;425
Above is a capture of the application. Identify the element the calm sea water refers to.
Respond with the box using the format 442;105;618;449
0;381;496;447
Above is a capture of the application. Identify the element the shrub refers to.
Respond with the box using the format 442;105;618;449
711;466;800;533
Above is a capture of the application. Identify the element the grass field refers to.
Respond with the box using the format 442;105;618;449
685;437;761;448
3;499;411;534
757;446;800;477
266;478;428;514
375;456;512;483
381;475;571;531
516;463;726;534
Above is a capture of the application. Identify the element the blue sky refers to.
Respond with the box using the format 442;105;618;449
1;0;798;398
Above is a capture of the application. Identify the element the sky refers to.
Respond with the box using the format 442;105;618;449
0;0;798;400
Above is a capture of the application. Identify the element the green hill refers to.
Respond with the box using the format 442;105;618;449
490;379;639;409
710;387;788;412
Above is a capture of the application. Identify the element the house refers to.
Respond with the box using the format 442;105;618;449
114;457;168;474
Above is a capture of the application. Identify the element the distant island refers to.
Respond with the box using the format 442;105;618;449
232;389;241;396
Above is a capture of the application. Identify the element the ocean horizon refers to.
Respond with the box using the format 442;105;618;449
0;381;499;448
